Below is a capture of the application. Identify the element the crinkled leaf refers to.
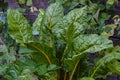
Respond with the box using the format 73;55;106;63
64;6;88;34
32;9;45;33
7;9;33;43
74;34;113;53
33;3;63;44
53;6;88;40
45;2;63;27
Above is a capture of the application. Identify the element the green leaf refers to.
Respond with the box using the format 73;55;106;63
19;48;36;54
80;77;95;80
64;53;83;80
32;9;45;33
107;61;120;75
21;69;31;75
98;13;110;25
107;0;118;5
7;9;34;43
45;2;63;27
64;34;112;80
79;0;88;5
19;74;37;80
26;0;33;6
53;6;88;40
101;24;116;38
35;64;48;75
74;34;113;53
33;3;63;46
43;71;57;80
0;64;8;75
93;9;100;21
97;47;120;66
0;45;8;53
89;4;98;14
91;46;120;77
2;53;16;61
18;0;26;4
47;64;60;71
35;64;58;79
26;42;58;64
64;6;88;32
89;18;97;26
49;0;67;4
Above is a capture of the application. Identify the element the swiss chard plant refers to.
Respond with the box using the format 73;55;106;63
0;2;120;80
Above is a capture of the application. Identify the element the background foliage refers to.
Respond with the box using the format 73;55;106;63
0;0;120;80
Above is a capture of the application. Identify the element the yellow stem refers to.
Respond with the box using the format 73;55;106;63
91;64;101;77
69;59;80;80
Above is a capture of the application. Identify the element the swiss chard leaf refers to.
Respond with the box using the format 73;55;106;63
74;34;113;53
7;9;34;43
64;34;113;80
26;42;58;65
91;46;120;78
45;2;63;27
107;61;120;75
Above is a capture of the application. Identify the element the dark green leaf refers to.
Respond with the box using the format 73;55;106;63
26;42;58;64
36;64;48;75
48;64;60;71
91;46;120;77
19;48;36;54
